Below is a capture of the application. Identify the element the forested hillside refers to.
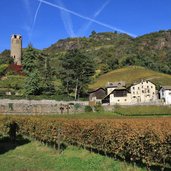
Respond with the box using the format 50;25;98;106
44;30;171;75
0;29;171;98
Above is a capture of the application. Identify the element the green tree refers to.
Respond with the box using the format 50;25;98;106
22;44;38;74
24;69;43;95
59;49;95;99
40;52;55;95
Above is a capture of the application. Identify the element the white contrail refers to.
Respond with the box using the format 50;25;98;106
38;0;136;37
23;0;32;20
78;0;110;35
22;0;32;38
56;0;76;37
94;0;110;17
30;0;42;39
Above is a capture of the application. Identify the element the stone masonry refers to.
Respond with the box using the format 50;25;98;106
11;34;22;65
0;99;88;115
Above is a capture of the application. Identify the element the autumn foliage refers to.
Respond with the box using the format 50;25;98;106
0;115;171;169
8;64;24;75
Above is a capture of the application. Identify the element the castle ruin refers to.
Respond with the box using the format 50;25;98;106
10;34;22;65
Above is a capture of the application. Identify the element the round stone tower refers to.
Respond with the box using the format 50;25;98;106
10;34;22;65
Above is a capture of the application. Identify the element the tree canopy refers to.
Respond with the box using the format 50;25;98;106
22;44;55;96
59;49;95;99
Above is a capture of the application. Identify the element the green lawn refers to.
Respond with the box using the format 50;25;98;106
0;138;146;171
41;105;171;119
114;105;171;116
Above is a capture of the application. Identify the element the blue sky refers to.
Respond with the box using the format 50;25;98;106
0;0;171;52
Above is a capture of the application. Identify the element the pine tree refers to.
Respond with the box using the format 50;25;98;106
24;69;43;95
59;49;95;99
22;44;38;74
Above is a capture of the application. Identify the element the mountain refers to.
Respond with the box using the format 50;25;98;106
44;30;171;75
89;66;171;90
45;32;133;53
1;29;171;75
0;50;10;58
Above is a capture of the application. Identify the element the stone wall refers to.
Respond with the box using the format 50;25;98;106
0;99;88;115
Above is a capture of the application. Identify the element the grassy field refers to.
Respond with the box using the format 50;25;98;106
114;105;171;116
0;137;145;171
39;105;171;119
89;66;171;89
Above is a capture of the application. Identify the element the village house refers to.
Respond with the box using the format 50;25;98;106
102;81;130;105
159;86;171;104
90;80;158;105
129;80;157;104
89;88;106;105
106;81;126;95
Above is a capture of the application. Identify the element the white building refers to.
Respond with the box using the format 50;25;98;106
103;80;158;105
159;86;171;105
130;80;157;103
106;81;126;95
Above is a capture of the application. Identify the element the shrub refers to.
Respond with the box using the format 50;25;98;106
84;105;93;112
94;103;104;112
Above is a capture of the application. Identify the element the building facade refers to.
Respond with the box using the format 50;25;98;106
89;88;106;106
159;86;171;104
105;80;157;105
130;80;157;103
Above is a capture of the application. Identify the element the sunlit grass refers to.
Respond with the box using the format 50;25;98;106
89;66;171;89
0;140;146;171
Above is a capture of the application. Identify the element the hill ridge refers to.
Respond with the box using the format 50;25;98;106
89;66;171;90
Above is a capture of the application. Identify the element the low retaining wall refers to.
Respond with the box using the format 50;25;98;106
0;99;88;115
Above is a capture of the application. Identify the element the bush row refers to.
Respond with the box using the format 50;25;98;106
0;115;171;169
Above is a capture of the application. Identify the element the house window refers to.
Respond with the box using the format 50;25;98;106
148;90;150;93
138;87;140;90
118;100;120;102
133;91;135;94
142;90;144;93
132;87;135;90
125;99;127;101
151;86;153;88
142;86;143;88
147;86;149;88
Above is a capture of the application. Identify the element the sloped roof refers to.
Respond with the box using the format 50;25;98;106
106;81;126;88
103;87;128;100
88;87;105;93
160;86;171;90
128;80;156;89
